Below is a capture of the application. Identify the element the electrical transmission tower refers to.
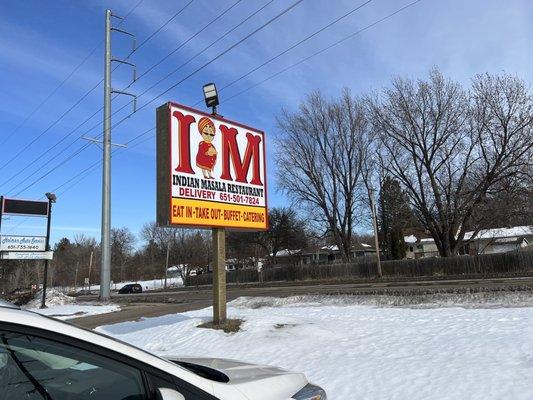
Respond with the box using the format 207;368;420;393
95;10;137;301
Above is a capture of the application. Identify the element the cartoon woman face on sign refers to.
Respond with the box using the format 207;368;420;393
195;117;217;179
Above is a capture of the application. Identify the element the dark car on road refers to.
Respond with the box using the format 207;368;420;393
118;283;143;294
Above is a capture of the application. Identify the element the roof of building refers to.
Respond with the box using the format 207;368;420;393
464;225;533;241
273;242;376;257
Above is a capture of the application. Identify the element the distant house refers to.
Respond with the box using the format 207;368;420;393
269;249;302;265
402;225;533;258
270;243;376;265
462;226;532;255
401;235;440;259
414;238;440;258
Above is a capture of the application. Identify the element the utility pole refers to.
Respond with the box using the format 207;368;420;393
369;188;382;278
100;9;112;302
99;9;136;301
88;250;93;293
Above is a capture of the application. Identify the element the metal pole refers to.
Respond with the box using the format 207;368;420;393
164;238;170;289
100;9;112;301
212;227;226;324
40;199;53;309
370;188;382;278
88;250;93;293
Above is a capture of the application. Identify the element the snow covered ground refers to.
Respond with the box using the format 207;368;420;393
98;293;533;400
24;288;120;320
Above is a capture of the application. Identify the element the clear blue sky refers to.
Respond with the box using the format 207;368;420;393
1;0;532;245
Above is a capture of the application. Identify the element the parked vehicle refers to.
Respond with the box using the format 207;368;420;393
0;301;326;399
118;283;143;294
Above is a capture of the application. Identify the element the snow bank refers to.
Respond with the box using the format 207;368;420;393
230;291;533;309
29;304;120;320
23;288;120;320
98;295;533;400
25;288;75;308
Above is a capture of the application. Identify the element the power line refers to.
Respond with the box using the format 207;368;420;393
6;0;303;196
121;0;277;112
12;143;93;197
135;0;244;83
54;128;155;201
133;0;196;55
0;0;198;190
137;0;304;110
0;0;145;152
54;127;155;196
197;0;373;104
221;0;423;104
1;127;155;235
96;0;305;135
1;0;239;192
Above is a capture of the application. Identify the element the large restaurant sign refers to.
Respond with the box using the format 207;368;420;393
157;102;268;230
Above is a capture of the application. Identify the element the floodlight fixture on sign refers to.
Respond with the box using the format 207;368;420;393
203;83;219;114
45;192;57;203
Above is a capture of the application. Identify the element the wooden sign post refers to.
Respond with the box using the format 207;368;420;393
212;227;227;323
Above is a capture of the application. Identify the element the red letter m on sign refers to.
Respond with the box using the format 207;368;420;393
219;125;263;185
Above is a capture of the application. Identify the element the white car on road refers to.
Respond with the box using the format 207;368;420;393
0;301;326;400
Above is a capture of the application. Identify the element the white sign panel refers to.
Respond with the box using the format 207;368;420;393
1;251;53;260
0;235;46;251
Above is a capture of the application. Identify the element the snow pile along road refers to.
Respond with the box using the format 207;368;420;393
98;294;533;400
30;303;121;320
24;288;120;320
25;288;75;308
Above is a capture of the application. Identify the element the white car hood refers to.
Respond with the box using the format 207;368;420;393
170;357;308;399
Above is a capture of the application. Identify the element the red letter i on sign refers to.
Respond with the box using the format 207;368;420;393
173;111;195;174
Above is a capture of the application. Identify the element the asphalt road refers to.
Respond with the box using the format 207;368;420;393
72;276;533;329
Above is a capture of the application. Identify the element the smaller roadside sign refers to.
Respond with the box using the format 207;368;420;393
84;277;90;285
0;235;46;251
0;251;53;260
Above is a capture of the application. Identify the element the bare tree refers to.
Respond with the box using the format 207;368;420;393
276;90;373;261
369;69;533;256
228;207;308;265
111;227;135;282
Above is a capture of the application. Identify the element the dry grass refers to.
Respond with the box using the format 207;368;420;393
197;318;243;333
